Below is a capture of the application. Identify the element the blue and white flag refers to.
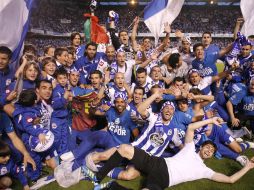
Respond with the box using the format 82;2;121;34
240;0;254;37
0;0;34;66
144;0;184;45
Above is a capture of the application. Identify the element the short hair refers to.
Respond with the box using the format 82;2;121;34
189;88;203;95
54;47;68;59
202;31;212;38
151;65;160;72
36;79;52;89
55;67;68;77
85;42;97;50
41;57;56;71
119;30;128;37
70;32;82;42
23;61;40;80
142;37;151;42
90;70;103;78
66;46;76;55
201;140;218;153
248;35;254;39
136;67;147;75
23;44;37;55
43;45;55;55
151;84;161;90
0;46;12;59
0;139;11;157
168;53;180;69
173;77;185;83
193;43;204;52
18;89;37;107
176;98;188;105
133;86;145;95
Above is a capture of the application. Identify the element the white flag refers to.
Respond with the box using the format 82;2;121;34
240;0;254;37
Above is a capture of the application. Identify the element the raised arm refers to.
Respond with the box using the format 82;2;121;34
212;158;254;183
137;89;162;116
131;16;140;52
185;117;224;144
233;18;244;40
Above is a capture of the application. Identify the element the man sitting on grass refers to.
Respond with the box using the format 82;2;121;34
83;117;254;190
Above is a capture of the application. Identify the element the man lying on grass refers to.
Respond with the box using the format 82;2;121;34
83;117;254;190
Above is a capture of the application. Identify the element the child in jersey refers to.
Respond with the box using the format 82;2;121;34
41;57;57;82
0;140;29;190
51;67;73;155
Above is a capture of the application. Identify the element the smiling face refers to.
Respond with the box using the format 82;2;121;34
161;105;175;122
202;33;212;47
133;88;144;104
69;72;80;87
90;73;102;89
199;143;216;160
106;46;116;61
36;81;53;101
72;34;81;47
194;45;205;60
241;45;251;57
115;98;126;114
25;64;39;81
0;155;10;164
86;45;97;59
0;53;9;70
44;61;56;76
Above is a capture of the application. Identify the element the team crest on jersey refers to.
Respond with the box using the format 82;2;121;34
99;60;104;66
6;79;11;86
114;118;120;125
27;118;33;123
51;123;57;129
0;167;7;175
149;133;165;147
167;129;172;136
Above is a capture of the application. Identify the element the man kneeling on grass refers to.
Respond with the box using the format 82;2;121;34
83;117;254;190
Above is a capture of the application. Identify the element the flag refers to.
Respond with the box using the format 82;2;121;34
83;13;109;44
240;0;254;37
144;0;184;45
0;0;34;67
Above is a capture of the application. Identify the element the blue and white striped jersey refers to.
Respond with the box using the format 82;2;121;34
132;113;181;157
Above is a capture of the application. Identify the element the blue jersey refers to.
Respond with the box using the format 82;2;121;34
36;100;53;130
132;113;181;157
0;112;15;135
204;44;220;55
0;158;27;186
227;83;247;105
51;84;68;118
74;53;104;84
0;66;14;107
241;93;254;116
238;53;253;69
76;45;86;60
128;101;149;128
106;107;137;145
105;84;128;105
192;52;219;77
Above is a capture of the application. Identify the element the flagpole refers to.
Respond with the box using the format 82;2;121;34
127;9;145;30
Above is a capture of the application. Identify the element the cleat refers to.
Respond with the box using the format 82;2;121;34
246;141;254;149
30;175;55;190
81;165;98;183
94;180;114;190
236;155;249;167
235;138;243;143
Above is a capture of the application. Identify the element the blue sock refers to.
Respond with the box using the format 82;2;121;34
240;142;250;151
108;167;124;179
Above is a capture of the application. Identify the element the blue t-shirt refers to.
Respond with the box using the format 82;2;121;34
241;93;254;116
106;107;137;144
192;52;219;77
227;83;247;105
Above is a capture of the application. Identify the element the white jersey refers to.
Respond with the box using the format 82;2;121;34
165;141;215;187
37;100;53;129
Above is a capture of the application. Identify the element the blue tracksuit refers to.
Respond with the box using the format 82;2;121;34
0;66;15;108
12;105;57;181
0;157;28;187
51;84;70;155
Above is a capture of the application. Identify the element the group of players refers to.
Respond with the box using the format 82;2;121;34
0;7;254;190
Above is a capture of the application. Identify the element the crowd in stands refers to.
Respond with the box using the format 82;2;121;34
1;1;254;190
30;1;241;34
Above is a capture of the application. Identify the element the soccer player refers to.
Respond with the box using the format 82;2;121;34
83;117;254;190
